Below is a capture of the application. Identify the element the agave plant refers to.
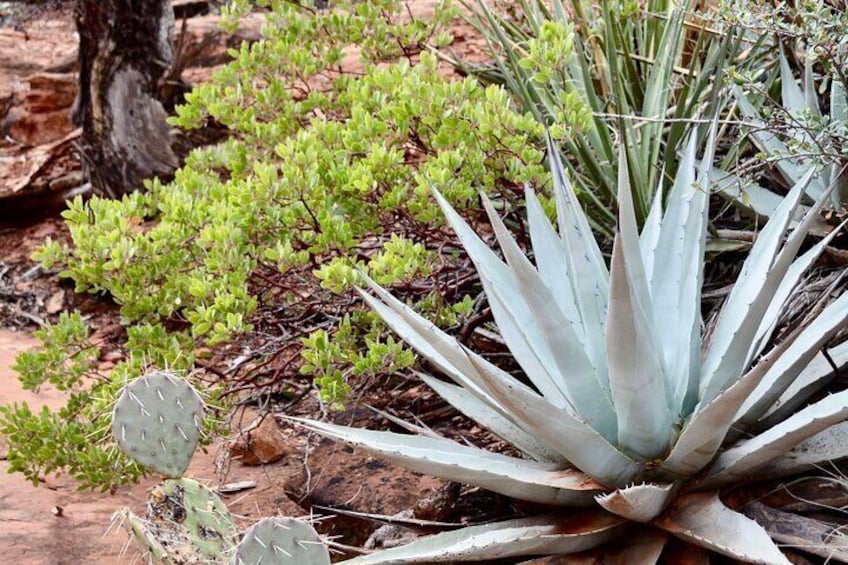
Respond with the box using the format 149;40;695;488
292;131;848;564
716;50;848;233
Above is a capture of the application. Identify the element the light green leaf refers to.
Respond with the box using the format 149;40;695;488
654;493;791;565
595;483;675;523
340;512;628;564
418;373;565;463
704;388;848;487
606;159;672;459
291;418;601;506
480;192;616;433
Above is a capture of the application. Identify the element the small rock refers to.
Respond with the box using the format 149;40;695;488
101;350;123;362
2;72;77;146
217;480;257;494
45;289;64;314
229;416;288;466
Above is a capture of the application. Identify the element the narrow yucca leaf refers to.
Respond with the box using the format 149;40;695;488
418;374;566;463
607;155;672;459
595;483;675;523
703;389;848;486
654;493;791;565
367;407;442;439
698;168;817;404
759;340;848;427
479;193;617;432
639;7;688;200
341;512;628;564
734;289;848;429
291;419;602;506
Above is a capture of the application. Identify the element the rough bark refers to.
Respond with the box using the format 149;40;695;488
743;501;848;562
73;0;178;197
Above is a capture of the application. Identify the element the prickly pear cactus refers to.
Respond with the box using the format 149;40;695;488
118;508;168;563
233;517;330;565
122;478;238;564
112;371;204;476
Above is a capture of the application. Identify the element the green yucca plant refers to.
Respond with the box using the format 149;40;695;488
452;0;762;235
295;132;848;563
717;50;848;233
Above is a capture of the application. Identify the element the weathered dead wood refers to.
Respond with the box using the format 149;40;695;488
1;9;264;209
73;0;178;197
757;478;848;515
743;500;848;562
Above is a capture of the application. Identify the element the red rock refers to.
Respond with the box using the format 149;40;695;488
2;72;77;146
229;416;288;466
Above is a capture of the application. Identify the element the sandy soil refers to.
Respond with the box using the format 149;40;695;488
0;329;142;564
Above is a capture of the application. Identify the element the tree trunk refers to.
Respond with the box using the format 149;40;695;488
73;0;178;198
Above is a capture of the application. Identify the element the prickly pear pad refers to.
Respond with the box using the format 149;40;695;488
111;371;204;476
119;478;238;562
234;517;330;565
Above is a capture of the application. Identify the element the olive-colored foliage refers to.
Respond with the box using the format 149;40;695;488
3;0;548;489
715;1;848;222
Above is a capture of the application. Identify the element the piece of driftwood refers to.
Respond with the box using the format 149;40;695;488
73;0;178;197
743;500;848;562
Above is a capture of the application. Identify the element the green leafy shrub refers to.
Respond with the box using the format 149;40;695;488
2;0;549;488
